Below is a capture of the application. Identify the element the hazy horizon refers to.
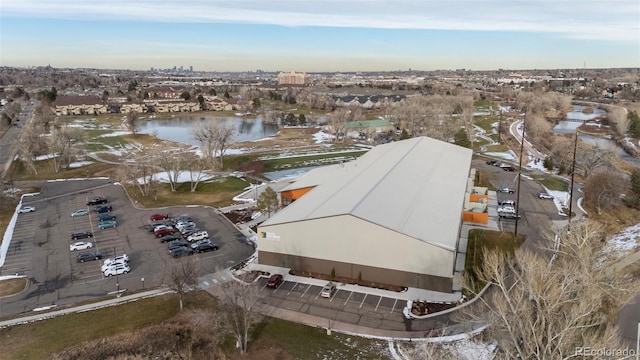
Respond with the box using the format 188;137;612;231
1;1;638;72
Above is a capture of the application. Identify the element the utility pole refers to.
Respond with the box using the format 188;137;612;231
514;110;525;239
568;131;578;233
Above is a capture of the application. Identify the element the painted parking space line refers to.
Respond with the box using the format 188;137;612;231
343;291;353;306
287;281;300;295
390;298;398;313
360;294;368;309
375;296;383;311
301;283;312;298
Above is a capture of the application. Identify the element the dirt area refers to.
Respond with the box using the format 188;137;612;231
228;127;330;154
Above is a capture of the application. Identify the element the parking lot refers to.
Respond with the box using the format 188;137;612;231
1;179;254;316
253;276;453;332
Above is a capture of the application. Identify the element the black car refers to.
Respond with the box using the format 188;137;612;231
71;231;94;240
94;205;113;213
193;242;219;253
501;166;516;172
86;196;108;206
161;234;181;243
168;240;190;251
76;251;103;262
486;160;500;166
170;246;194;258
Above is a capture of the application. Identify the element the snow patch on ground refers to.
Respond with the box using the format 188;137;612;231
313;130;334;144
137;171;220;184
604;223;640;256
98;131;132;137
68;161;95;168
484;151;516;160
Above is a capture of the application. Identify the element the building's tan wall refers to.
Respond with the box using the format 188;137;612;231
258;215;456;280
259;251;453;293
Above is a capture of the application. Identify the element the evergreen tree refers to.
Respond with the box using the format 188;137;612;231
257;186;279;217
454;128;471;148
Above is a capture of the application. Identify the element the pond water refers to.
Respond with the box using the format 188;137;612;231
263;166;319;181
136;115;279;146
553;105;606;134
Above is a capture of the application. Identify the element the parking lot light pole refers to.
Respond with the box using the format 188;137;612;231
141;277;145;290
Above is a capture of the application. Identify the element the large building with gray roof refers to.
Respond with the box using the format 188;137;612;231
257;136;473;293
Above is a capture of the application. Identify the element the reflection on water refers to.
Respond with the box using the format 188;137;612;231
553;105;606;134
137;116;279;146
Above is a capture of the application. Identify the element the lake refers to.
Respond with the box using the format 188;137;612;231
136;115;279;146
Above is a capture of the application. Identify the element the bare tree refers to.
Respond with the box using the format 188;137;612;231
125;110;140;136
1;101;21;128
119;161;154;197
170;259;198;311
185;155;209;192
216;278;263;354
464;220;638;359
155;151;186;192
190;119;235;167
47;125;85;173
16;122;47;175
576;142;616;178
605;105;629;136
329;107;351;142
583;171;627;214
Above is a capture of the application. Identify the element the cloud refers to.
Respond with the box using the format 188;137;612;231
2;0;638;42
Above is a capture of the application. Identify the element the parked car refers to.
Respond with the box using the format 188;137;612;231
69;241;94;251
267;274;283;288
538;192;554;199
17;206;36;214
102;254;129;268
76;251;103;263
168;240;190;251
86;196;108;205
155;228;174;238
193;242;219;253
154;224;173;232
176;221;196;231
170;246;194;258
98;214;117;221
150;214;169;221
71;231;94;240
103;264;131;277
497;205;516;214
486;160;500;166
98;220;118;229
160;234;181;243
498;199;516;207
496;187;516;194
187;231;209;242
190;239;212;249
102;258;128;272
71;209;89;217
94;205;113;213
181;228;201;238
320;282;336;298
500;212;522;219
501;166;516;172
171;215;192;225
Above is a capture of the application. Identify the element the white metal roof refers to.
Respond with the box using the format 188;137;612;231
262;137;473;250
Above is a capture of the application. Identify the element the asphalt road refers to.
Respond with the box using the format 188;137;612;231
0;102;36;179
0;179;254;317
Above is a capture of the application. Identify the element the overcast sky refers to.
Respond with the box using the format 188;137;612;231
1;0;638;72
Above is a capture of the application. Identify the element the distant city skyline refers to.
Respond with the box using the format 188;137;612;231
1;0;638;72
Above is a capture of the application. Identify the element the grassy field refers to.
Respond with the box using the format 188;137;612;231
530;174;569;191
0;290;389;359
0;293;195;359
126;176;254;209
